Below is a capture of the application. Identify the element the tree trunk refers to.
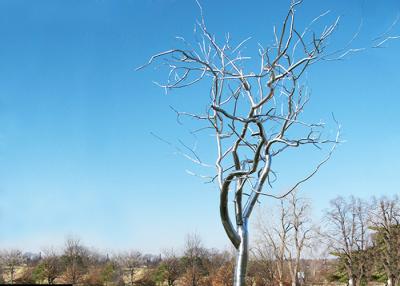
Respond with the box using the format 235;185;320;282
348;277;355;286
387;277;393;286
277;266;284;286
233;222;248;286
291;262;300;286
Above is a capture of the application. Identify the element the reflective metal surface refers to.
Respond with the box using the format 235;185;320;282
233;221;248;286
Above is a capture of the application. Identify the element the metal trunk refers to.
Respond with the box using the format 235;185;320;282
233;222;249;286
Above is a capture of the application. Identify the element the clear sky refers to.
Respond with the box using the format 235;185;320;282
0;0;399;254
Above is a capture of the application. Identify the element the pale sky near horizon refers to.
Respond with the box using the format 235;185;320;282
0;0;399;254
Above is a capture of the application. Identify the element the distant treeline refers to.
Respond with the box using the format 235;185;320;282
0;194;399;286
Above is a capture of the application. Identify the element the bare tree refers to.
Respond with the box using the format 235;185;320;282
0;249;24;284
324;196;370;286
256;201;292;286
369;196;400;286
159;248;182;286
286;192;314;286
117;250;143;286
181;233;207;286
36;248;63;284
62;237;89;285
257;192;314;286
205;249;234;286
139;1;343;285
248;245;276;286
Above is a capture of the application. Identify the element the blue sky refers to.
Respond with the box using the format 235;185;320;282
0;0;399;254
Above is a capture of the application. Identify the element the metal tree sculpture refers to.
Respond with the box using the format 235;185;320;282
139;1;342;285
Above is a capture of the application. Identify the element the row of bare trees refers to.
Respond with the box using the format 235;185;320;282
0;235;235;286
0;194;398;286
253;194;400;286
0;238;159;285
324;196;400;286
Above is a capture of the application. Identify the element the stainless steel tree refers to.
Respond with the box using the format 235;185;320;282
139;1;341;285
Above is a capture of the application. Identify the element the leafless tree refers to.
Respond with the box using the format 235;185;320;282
286;192;314;286
324;196;370;286
184;233;204;258
248;245;276;286
182;233;207;286
256;201;292;286
205;249;234;286
139;1;345;285
369;196;400;286
62;237;89;285
257;193;314;286
117;250;143;286
38;248;63;284
0;249;24;284
160;248;182;286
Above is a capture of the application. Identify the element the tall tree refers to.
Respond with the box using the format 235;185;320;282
0;249;24;284
181;233;207;286
62;237;89;285
140;1;345;285
286;192;314;286
324;197;370;286
256;192;314;286
158;249;182;286
369;196;400;286
256;201;292;286
34;248;63;284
